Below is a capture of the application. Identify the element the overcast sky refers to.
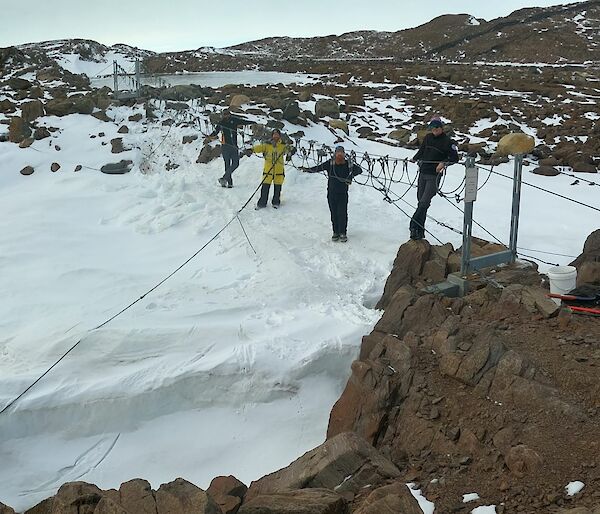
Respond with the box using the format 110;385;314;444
1;0;586;51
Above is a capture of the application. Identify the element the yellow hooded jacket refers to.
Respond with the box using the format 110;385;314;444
252;141;291;185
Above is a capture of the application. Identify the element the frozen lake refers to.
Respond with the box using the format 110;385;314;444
91;70;321;90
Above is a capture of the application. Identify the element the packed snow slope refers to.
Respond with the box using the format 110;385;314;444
0;96;599;512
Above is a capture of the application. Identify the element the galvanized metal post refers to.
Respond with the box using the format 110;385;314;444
461;156;476;275
113;61;119;98
509;154;523;262
135;59;141;95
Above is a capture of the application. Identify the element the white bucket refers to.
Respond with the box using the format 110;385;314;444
547;265;578;305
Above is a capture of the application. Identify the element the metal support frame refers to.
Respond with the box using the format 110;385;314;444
460;154;524;276
113;60;142;101
460;156;476;275
509;153;523;263
135;60;141;92
112;61;119;98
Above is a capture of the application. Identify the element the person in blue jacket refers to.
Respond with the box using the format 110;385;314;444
302;145;362;242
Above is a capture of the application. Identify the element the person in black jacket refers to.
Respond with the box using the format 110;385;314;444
302;146;362;242
409;117;459;240
206;109;253;188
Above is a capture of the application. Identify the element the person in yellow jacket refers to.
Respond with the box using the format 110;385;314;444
248;129;295;209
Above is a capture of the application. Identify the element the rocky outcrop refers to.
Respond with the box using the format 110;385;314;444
22;479;221;514
155;478;221;514
328;235;600;512
0;502;15;514
246;432;400;501
238;489;347;514
207;476;247;514
571;229;600;286
352;483;423;514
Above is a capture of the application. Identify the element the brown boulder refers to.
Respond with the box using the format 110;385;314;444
119;479;156;514
282;101;301;122
208;476;247;514
93;497;128;514
92;111;111;122
328;337;413;442
47;481;104;514
247;432;399;500
182;134;199;144
0;502;15;514
388;129;411;144
539;157;560;166
230;94;250;107
0;99;16;113
239;489;347;514
577;261;600;286
376;240;431;309
34;126;51;140
315;99;340;119
29;86;44;99
51;162;60;172
21;100;45;123
111;138;125;153
572;162;597;173
8;77;32;90
329;119;349;134
532;166;559;176
352;482;422;514
155;478;221;514
128;113;143;122
117;125;129;134
570;229;600;271
196;144;222;164
8;116;31;143
20;165;34;175
373;287;417;336
505;444;543;478
45;99;75;116
24;497;53;514
72;97;95;115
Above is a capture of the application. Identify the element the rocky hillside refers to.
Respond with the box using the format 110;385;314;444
7;2;600;75
141;0;600;74
230;0;600;63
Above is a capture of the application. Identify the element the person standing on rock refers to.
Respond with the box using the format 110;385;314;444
246;129;295;209
301;145;362;242
206;109;253;188
409;116;459;240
